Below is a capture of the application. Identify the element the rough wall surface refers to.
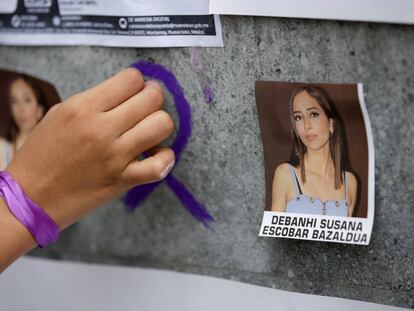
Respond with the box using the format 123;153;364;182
0;16;413;308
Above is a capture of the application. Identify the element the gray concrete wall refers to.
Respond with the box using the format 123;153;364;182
0;16;413;308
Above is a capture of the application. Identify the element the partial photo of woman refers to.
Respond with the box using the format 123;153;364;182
0;71;60;170
270;86;357;217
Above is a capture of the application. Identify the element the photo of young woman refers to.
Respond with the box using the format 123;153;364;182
271;85;357;217
0;71;60;170
256;81;374;244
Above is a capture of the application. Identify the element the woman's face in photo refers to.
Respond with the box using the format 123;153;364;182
292;91;333;151
10;78;44;133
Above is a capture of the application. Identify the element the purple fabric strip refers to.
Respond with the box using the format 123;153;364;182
0;171;59;247
125;61;214;226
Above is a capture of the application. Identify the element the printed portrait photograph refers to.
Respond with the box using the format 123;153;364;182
255;81;372;218
0;70;60;170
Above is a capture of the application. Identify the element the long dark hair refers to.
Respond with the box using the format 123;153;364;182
288;85;346;190
5;74;49;143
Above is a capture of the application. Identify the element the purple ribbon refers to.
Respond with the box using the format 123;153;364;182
0;171;59;247
124;61;214;227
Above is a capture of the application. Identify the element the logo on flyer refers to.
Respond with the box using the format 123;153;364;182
24;0;52;8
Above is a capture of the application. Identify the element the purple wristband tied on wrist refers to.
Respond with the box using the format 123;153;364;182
0;171;59;247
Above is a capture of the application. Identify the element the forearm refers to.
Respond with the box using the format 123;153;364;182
0;197;37;272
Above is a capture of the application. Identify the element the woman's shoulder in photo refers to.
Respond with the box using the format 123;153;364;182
273;162;294;185
345;170;358;184
0;136;10;146
274;162;293;174
345;170;358;195
0;137;12;154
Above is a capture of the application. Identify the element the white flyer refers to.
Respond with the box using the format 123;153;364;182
0;257;409;311
0;0;223;47
209;0;414;25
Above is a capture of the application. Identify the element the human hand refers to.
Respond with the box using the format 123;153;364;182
6;68;175;230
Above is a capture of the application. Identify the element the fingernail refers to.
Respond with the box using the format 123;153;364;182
159;160;175;179
145;80;162;90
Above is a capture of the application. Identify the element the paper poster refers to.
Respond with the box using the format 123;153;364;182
0;0;223;47
1;257;410;311
0;70;60;170
209;0;414;25
255;82;374;245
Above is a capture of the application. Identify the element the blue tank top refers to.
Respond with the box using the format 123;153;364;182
1;140;12;170
286;164;349;217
